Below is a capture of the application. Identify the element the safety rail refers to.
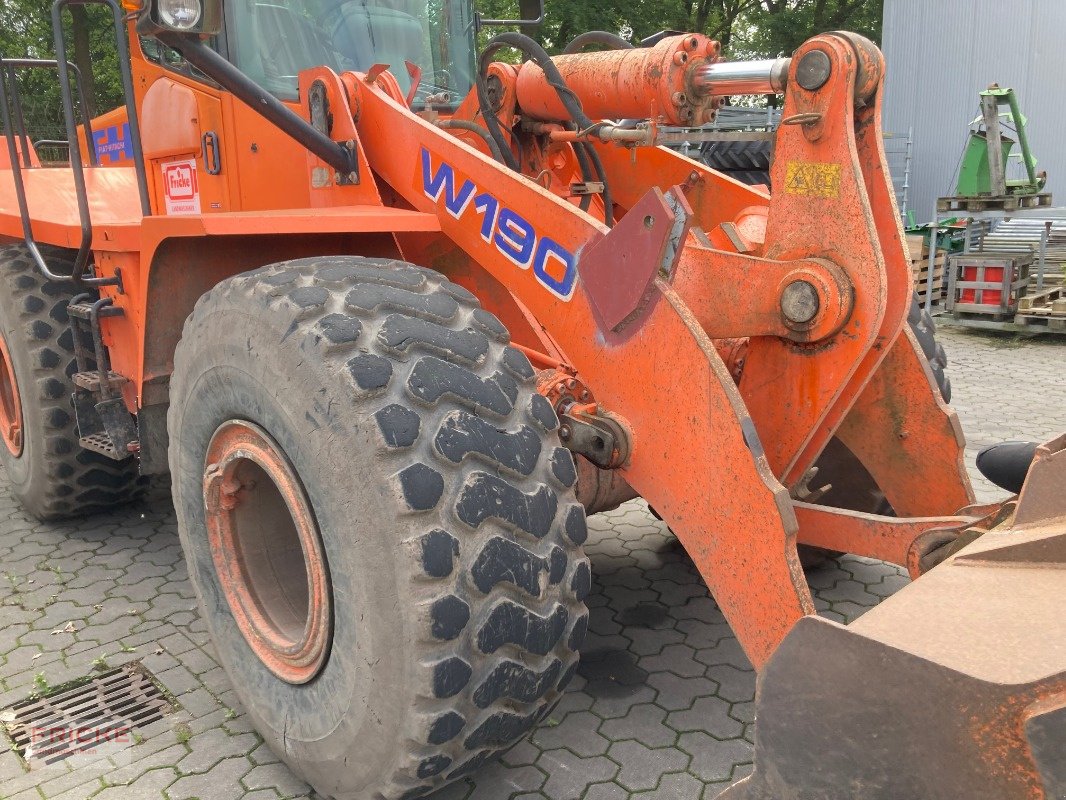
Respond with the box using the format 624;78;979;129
1;60;98;169
33;139;75;162
0;0;151;288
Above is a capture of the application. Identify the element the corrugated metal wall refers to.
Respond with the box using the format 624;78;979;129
881;0;1066;223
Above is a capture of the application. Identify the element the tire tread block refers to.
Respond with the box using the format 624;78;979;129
407;357;516;417
472;657;563;708
470;535;561;597
345;283;459;323
378;314;489;366
455;472;558;539
434;411;540;476
476;601;569;655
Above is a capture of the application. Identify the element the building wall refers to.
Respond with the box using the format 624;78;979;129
881;0;1066;222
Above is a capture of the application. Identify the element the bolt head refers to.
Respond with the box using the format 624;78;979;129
780;280;820;325
559;425;572;441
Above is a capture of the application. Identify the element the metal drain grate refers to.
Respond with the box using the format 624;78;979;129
1;664;171;765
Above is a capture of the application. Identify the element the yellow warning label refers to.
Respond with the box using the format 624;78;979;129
783;161;842;199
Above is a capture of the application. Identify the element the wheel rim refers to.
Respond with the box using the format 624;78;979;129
0;333;24;457
203;420;332;684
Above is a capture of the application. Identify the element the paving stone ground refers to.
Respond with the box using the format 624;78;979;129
0;325;1063;800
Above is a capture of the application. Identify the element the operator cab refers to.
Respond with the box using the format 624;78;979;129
223;0;477;104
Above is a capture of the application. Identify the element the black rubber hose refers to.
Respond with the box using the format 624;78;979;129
479;32;595;131
474;73;521;171
437;118;505;163
580;142;614;226
569;125;594;213
562;31;635;54
479;32;615;225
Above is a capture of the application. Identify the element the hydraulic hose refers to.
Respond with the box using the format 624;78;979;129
569;124;594;213
474;71;521;171
562;31;635;54
580;141;614;226
478;31;614;225
479;32;596;132
436;118;504;163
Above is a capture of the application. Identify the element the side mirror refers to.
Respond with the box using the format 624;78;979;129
137;0;223;36
475;0;544;30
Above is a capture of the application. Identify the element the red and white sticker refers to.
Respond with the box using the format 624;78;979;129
162;159;201;215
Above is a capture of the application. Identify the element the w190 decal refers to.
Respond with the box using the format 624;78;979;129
420;148;578;301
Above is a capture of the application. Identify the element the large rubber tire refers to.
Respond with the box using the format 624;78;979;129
700;139;772;188
908;293;951;402
0;244;145;520
169;257;590;800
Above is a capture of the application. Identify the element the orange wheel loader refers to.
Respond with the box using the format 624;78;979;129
1;2;1064;798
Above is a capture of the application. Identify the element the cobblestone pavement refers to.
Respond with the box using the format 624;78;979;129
0;326;1063;800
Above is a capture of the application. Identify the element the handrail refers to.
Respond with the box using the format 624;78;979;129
0;1;153;287
50;0;151;286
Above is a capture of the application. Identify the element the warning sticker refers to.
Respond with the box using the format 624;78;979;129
783;161;842;199
162;159;201;215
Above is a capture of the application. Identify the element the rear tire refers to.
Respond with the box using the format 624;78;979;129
700;139;772;187
169;257;589;800
0;244;145;520
908;293;950;402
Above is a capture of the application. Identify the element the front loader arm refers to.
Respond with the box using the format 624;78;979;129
349;31;982;668
353;74;813;669
583;38;973;516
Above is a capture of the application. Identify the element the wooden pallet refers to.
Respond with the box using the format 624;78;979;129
953;309;1015;323
906;234;925;262
936;192;1053;213
912;254;945;297
914;282;945;296
1014;311;1066;331
1017;285;1065;312
912;258;946;279
912;267;944;280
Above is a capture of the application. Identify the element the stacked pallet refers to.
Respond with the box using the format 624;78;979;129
907;235;946;307
1015;285;1066;331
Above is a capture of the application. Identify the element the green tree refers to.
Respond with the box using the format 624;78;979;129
738;0;883;57
0;1;125;140
476;0;880;56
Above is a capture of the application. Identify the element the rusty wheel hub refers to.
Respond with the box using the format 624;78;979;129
203;420;331;684
0;334;23;457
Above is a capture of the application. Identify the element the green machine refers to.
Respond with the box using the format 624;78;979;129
953;84;1047;202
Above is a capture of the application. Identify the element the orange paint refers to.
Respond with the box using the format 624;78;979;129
0;23;979;670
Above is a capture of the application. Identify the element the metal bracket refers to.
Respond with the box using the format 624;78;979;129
558;409;629;469
570;181;604;196
578;186;693;335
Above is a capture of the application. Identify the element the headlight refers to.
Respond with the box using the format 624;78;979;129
138;0;220;35
157;0;202;29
